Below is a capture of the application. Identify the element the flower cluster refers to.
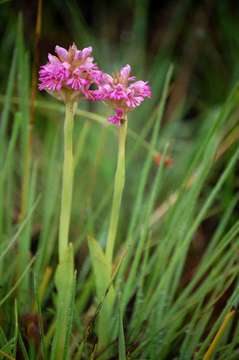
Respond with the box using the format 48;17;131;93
39;44;102;102
97;65;151;126
39;44;151;126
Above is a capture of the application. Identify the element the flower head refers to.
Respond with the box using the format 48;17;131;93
97;65;151;126
39;44;102;102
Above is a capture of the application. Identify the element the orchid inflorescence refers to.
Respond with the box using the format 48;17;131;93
39;43;151;126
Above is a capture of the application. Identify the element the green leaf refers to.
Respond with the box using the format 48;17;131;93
51;243;75;360
88;236;115;350
118;298;126;360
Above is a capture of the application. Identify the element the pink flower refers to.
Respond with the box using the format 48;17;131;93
39;44;102;102
108;108;124;126
98;65;151;126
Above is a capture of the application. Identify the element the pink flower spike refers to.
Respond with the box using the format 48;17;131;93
39;43;103;102
98;64;152;126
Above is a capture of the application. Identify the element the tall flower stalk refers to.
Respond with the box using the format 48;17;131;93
106;118;128;263
94;65;151;352
98;64;151;263
51;100;76;360
59;100;75;261
95;118;128;356
39;44;102;359
39;43;102;261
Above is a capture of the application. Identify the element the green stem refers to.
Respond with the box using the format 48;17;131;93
106;118;128;264
52;101;76;360
59;101;75;262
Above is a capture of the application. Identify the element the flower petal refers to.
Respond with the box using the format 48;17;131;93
55;45;68;61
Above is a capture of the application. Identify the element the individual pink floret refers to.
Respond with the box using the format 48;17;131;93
108;108;124;126
39;44;102;102
97;64;151;126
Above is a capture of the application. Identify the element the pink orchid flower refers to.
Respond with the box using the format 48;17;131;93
39;44;102;102
97;64;152;126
